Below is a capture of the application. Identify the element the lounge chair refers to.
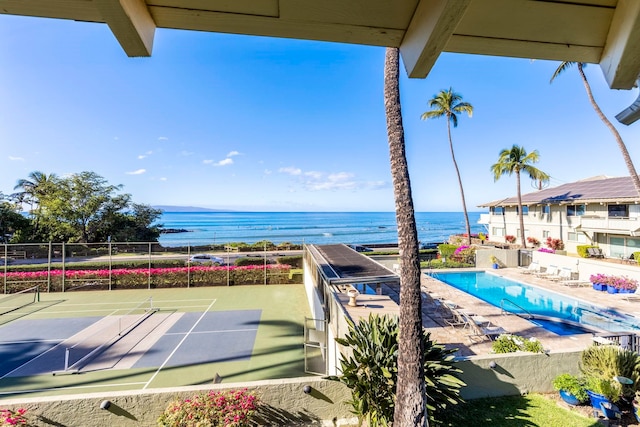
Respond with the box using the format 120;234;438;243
587;247;605;258
535;265;558;279
442;307;469;329
461;311;507;342
518;261;540;275
553;267;590;286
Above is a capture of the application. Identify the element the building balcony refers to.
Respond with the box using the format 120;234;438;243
577;216;640;236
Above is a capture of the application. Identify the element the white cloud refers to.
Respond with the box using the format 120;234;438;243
304;171;323;179
126;169;146;175
279;166;302;176
158;136;168;141
181;150;194;156
227;150;241;157
159;177;167;181
307;172;356;191
264;169;272;175
203;159;214;164
138;155;147;159
214;158;233;166
8;156;24;161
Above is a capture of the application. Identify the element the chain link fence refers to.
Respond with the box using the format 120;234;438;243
1;241;304;294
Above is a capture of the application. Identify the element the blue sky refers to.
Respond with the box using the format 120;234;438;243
2;15;640;212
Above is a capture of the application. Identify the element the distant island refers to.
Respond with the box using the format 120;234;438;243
153;205;234;213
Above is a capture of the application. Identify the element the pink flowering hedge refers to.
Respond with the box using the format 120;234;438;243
1;265;294;292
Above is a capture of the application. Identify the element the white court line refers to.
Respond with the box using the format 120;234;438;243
0;381;148;396
0;308;121;379
143;299;217;390
59;298;217;307
165;328;258;336
0;339;62;345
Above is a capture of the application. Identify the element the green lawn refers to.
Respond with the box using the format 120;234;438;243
436;394;600;427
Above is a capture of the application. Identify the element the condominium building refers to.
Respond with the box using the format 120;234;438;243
478;176;640;258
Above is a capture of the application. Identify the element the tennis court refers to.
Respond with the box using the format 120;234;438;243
0;284;310;399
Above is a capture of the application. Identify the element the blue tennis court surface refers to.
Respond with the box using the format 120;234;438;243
133;310;261;368
0;310;261;377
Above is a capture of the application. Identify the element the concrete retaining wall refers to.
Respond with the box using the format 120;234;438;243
0;351;584;426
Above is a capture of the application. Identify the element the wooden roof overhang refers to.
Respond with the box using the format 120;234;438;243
2;0;640;91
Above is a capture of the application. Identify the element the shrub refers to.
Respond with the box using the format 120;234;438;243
552;374;589;403
545;237;565;251
576;245;594;258
234;257;273;267
275;255;303;268
326;314;465;425
491;334;544;354
157;389;258;427
438;244;458;259
0;408;27;426
526;236;540;246
580;345;640;401
505;235;516;244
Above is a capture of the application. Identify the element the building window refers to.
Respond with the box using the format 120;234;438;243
567;231;587;243
493;227;505;237
522;206;529;216
567;204;585;216
542;230;550;238
608;204;629;218
542;205;550;215
491;206;504;215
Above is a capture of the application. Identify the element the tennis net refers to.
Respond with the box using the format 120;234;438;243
0;286;40;315
58;297;157;373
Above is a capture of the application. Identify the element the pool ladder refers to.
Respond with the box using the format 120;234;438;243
500;298;533;320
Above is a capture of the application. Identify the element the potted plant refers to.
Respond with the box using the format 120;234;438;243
552;374;588;406
633;391;640;423
490;255;499;269
584;376;621;411
589;273;609;291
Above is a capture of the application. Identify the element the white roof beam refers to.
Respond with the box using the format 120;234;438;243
399;0;471;78
600;0;640;89
95;0;156;57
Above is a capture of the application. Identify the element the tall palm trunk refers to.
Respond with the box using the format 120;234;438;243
577;63;640;196
516;169;526;248
446;119;471;245
384;47;427;427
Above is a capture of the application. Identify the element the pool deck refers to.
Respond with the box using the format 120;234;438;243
419;268;639;358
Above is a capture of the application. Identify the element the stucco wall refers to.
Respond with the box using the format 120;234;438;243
457;351;582;400
0;377;356;427
0;351;584;426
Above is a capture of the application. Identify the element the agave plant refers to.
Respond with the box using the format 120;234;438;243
326;314;465;426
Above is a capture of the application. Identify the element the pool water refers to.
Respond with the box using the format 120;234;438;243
429;271;639;334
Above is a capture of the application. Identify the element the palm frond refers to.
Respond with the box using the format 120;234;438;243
550;61;576;83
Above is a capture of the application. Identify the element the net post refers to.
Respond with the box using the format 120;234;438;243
64;348;70;371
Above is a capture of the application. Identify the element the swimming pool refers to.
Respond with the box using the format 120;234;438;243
429;271;640;334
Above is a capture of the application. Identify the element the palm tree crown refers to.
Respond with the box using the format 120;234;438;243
421;88;473;245
551;61;640;197
491;145;549;248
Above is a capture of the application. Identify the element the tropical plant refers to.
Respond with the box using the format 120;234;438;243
552;374;589;403
505;235;516;244
421;88;473;246
13;170;58;238
157;388;258;426
580;345;640;401
526;236;540;246
545;237;565;251
326;314;465;426
491;145;549;249
383;47;427;425
551;62;640;198
491;334;544;354
588;274;638;291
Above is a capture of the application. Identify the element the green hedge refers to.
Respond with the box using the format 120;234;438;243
576;245;597;258
276;255;303;268
420;259;474;269
438;244;458;258
234;257;274;266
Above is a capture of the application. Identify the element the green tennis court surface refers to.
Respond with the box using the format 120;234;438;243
0;285;310;399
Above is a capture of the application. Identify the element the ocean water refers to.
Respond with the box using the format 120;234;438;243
157;211;485;247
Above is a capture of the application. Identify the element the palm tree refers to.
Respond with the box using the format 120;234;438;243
13;171;58;237
384;47;427;427
421;88;473;245
491;145;549;248
551;62;640;197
